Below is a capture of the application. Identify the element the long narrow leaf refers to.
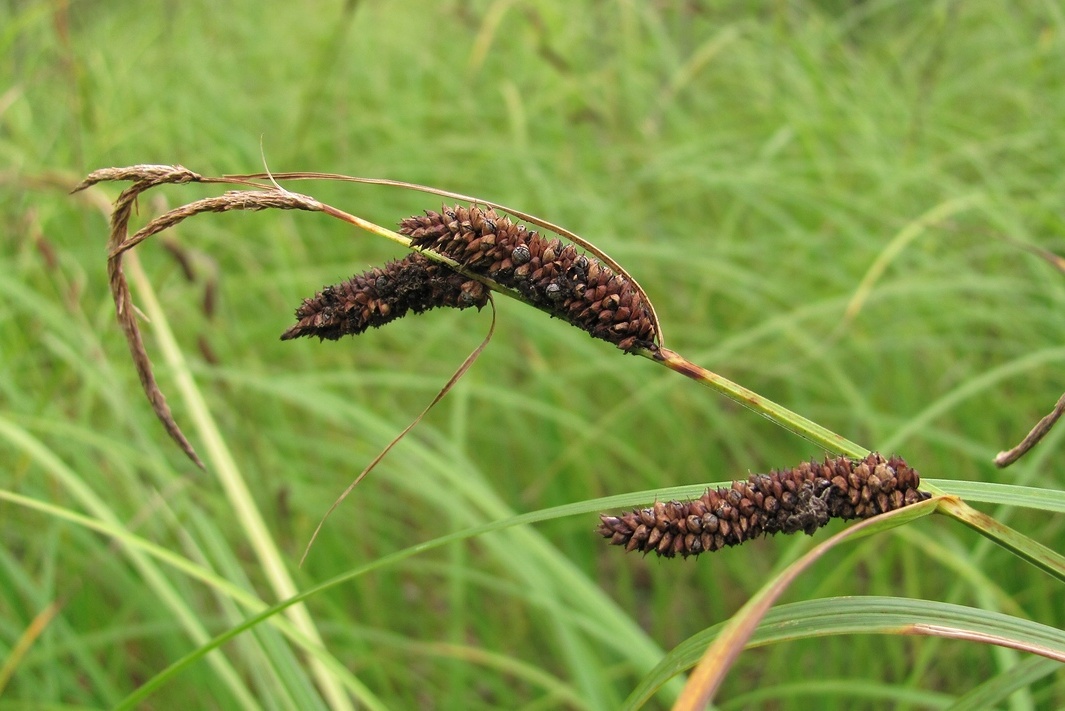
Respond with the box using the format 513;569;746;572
936;497;1065;584
668;499;939;710
626;596;1065;709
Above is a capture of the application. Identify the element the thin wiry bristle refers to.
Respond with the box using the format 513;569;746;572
596;453;929;558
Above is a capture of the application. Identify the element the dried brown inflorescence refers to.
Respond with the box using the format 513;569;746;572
397;205;658;353
78;166;663;472
281;252;490;341
597;453;929;558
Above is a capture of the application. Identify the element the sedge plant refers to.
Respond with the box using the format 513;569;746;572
69;164;1065;709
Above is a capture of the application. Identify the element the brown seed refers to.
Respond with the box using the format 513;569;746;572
512;244;531;265
632;524;649;545
738;498;755;517
657;531;674;556
701;532;715;552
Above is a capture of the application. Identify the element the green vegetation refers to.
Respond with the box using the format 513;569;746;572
2;1;1064;708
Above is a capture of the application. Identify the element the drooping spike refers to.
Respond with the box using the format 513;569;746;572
596;453;929;558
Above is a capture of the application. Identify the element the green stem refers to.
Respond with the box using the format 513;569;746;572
645;346;870;459
642;347;958;498
936;497;1065;584
323;200;882;466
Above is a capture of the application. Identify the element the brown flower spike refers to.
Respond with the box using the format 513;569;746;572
597;453;929;558
284;203;657;352
398;205;658;353
281;252;489;341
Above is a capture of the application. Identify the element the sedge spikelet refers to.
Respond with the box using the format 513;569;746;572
281;252;488;341
597;453;929;558
399;205;657;352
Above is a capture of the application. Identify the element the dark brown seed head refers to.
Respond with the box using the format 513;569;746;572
399;205;657;352
281;252;489;341
596;453;929;558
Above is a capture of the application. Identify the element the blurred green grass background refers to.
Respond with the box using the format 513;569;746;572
2;1;1064;708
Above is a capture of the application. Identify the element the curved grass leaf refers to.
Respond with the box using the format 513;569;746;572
0;486;384;710
667;500;939;711
720;679;954;710
626;596;1065;710
946;656;1063;711
924;479;1065;514
936;497;1065;585
1;475;668;709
